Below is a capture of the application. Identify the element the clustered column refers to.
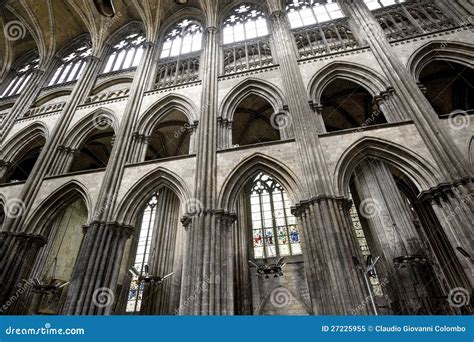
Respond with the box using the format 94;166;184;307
266;0;369;314
340;0;473;290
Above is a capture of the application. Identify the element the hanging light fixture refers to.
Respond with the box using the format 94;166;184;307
248;257;286;279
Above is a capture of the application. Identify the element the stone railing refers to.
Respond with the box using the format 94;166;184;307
223;36;273;75
293;18;360;59
23;102;65;118
155;52;200;89
374;0;458;41
85;88;130;104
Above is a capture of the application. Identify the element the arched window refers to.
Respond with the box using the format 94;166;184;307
223;4;269;44
249;173;301;259
160;20;202;59
286;0;344;29
127;193;159;313
102;33;146;73
48;44;91;86
156;19;203;88
364;0;406;10
0;57;39;98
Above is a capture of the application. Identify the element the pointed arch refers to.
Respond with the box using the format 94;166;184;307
103;21;145;48
53;33;91;60
219;1;271;26
91;77;133;95
24;180;91;236
115;167;191;226
33;90;71;107
137;94;198;136
159;7;205;39
407;41;474;82
63;108;118;149
308;61;391;104
220;77;286;122
334;137;442;197
218;153;303;210
1;122;48;162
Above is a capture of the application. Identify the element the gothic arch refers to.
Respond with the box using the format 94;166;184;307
24;180;92;236
33;90;71;107
63;108;118;149
219;77;286;122
334;137;442;197
407;41;474;82
103;21;145;48
91;77;133;95
137;94;197;136
218;153;303;210
1;122;48;162
53;33;91;61
308;61;391;104
115;167;191;226
219;1;271;26
159;8;205;41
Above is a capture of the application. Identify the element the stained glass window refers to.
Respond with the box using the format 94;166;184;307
48;44;91;86
223;4;269;44
364;0;406;10
250;173;302;259
160;19;202;59
102;33;146;73
126;193;159;313
0;57;39;98
286;0;344;29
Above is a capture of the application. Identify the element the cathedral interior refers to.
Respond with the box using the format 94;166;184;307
0;0;472;315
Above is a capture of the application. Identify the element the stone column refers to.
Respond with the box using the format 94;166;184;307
140;188;180;315
187;121;198;154
420;184;474;289
0;161;13;183
62;222;133;314
62;41;158;314
0;64;48;142
0;232;47;309
309;102;327;134
0;55;103;310
266;1;369;314
341;0;473;292
178;3;236;311
353;159;445;314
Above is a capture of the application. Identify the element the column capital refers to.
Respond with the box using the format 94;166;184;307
204;26;219;35
268;10;286;22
